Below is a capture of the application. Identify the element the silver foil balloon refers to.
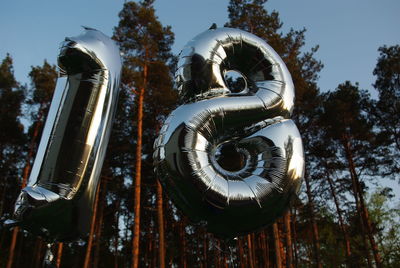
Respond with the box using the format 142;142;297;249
153;27;304;238
9;27;121;241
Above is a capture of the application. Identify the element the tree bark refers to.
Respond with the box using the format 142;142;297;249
131;47;148;268
93;180;107;268
273;223;282;268
56;242;63;268
83;180;101;268
156;181;166;268
259;230;268;268
247;234;255;268
284;212;294;268
6;227;19;268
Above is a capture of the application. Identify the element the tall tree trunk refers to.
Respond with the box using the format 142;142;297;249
325;170;352;263
14;231;24;268
260;230;269;268
303;173;322;268
6;227;19;268
273;223;282;268
156;181;166;268
131;48;148;268
56;242;63;268
93;180;107;268
284;212;294;268
247;234;255;268
343;138;382;268
83;180;102;268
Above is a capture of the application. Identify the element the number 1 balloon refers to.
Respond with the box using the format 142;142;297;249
153;27;304;238
7;28;122;241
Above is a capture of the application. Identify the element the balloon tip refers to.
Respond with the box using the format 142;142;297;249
209;23;217;30
82;25;97;31
0;218;20;231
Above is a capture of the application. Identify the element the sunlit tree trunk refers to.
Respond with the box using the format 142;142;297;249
83;180;101;268
156;180;166;268
93;180;107;268
56;242;63;268
273;223;283;268
260;230;269;267
6;227;19;268
247;234;255;268
131;46;148;268
284;212;294;268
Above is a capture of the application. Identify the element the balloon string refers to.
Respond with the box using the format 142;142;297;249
210;238;239;268
43;243;56;268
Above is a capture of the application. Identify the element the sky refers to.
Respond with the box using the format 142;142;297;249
1;0;399;194
1;0;399;93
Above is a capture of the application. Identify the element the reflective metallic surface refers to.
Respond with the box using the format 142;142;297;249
11;28;122;241
154;27;304;238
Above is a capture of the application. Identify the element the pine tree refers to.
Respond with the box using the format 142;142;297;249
6;60;57;268
0;54;25;218
372;45;400;180
0;54;25;268
320;81;383;267
113;1;177;267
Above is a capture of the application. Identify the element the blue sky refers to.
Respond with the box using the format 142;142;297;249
1;0;399;94
1;0;399;194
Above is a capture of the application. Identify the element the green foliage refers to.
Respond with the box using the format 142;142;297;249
0;54;25;216
0;54;25;148
372;45;400;180
114;0;177;153
28;60;57;107
26;61;57;140
367;188;400;267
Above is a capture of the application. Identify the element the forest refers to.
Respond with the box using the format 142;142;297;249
0;0;399;267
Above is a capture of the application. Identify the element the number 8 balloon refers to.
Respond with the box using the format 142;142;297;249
153;27;304;238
